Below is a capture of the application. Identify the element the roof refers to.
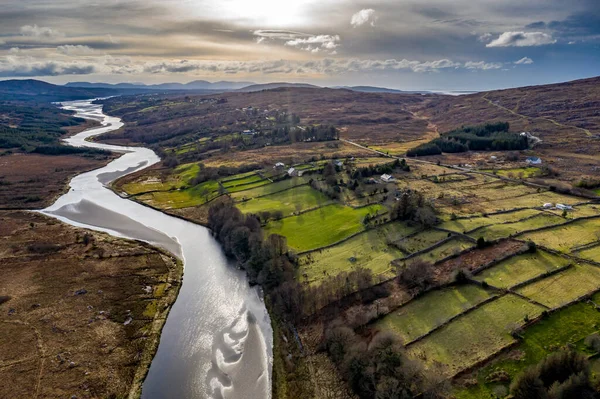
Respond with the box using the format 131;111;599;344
526;156;541;161
287;167;296;174
381;174;394;181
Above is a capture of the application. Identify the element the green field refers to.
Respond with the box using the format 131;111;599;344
394;230;449;254
575;244;600;263
377;285;494;343
482;191;582;213
516;264;600;308
463;181;539;201
121;162;200;194
298;221;417;283
469;213;565;241
237;185;330;216
136;180;220;209
457;299;600;399
404;237;475;265
230;177;309;200
474;250;570;289
481;167;541;179
266;204;385;252
439;209;541;233
408;294;544;377
221;173;265;188
224;179;271;193
520;217;600;252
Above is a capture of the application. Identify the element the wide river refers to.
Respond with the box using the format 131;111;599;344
42;99;273;399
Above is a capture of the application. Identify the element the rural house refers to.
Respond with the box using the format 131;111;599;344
381;174;395;182
526;156;542;165
274;162;285;168
287;167;298;177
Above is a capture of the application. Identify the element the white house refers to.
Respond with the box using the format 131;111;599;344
543;203;554;209
556;203;573;211
334;160;344;167
380;174;394;182
526;156;542;165
274;162;285;168
287;167;298;177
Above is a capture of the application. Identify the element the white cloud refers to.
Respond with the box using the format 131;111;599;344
0;55;96;76
20;24;64;39
9;47;20;54
486;32;556;47
477;32;493;42
464;61;502;70
105;34;120;44
253;30;308;41
351;9;376;27
57;45;95;55
0;39;5;45
285;35;340;51
514;57;534;65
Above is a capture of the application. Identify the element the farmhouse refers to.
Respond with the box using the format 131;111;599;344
287;167;298;177
556;203;573;211
242;129;256;135
526;156;542;165
543;203;553;209
334;160;344;167
381;174;395;182
274;162;285;168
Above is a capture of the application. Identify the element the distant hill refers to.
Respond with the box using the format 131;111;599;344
66;80;254;91
237;82;319;92
333;85;431;94
0;79;119;102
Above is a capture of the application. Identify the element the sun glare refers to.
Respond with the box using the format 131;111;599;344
198;0;318;26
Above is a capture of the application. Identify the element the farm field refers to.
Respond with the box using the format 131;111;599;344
230;177;310;200
135;180;220;209
221;173;265;188
408;294;544;377
516;264;600;308
462;181;539;201
119;163;200;194
404;236;475;265
480;191;582;212
575;244;600;263
224;178;270;193
266;204;385;252
438;209;541;233
394;229;449;253
298;221;416;283
480;166;541;178
376;285;494;343
468;213;565;241
519;217;600;252
473;250;570;288
456;299;600;399
237;185;330;216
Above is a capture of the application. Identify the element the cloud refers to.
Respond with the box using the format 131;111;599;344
20;24;64;39
477;33;493;42
351;9;377;27
105;34;120;44
285;35;340;51
464;61;502;70
514;57;534;65
486;32;556;47
0;56;96;77
254;30;340;53
57;45;95;55
0;39;5;45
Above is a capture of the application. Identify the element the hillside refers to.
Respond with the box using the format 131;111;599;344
0;79;118;102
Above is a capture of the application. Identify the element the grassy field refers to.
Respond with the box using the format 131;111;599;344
394;229;449;253
237;185;330;216
457;300;600;399
298;221;417;283
408;294;544;377
481;167;541;179
224;178;271;193
121;163;200;194
221;173;265;188
481;191;582;212
474;250;570;288
376;285;494;343
404;237;475;265
469;213;565;241
266;204;384;252
438;209;541;234
136;180;220;209
462;181;539;201
516;264;600;308
519;217;600;252
575;244;600;263
545;203;600;219
230;177;310;200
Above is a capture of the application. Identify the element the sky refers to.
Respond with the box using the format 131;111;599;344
0;0;599;91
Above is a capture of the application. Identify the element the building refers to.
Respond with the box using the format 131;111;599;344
526;156;542;165
543;203;553;209
334;160;344;167
556;203;573;211
380;174;394;182
274;162;285;168
287;167;298;177
242;129;256;135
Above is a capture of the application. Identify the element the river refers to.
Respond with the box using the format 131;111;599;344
42;99;273;399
